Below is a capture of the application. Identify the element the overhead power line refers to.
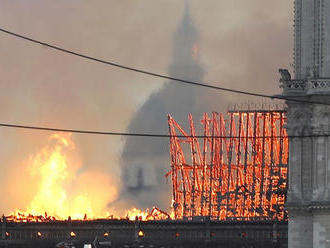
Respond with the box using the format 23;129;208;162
0;123;169;137
0;122;330;139
0;27;329;106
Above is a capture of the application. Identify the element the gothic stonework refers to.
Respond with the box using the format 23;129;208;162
286;104;312;136
282;1;330;247
293;0;330;79
312;105;330;133
285;99;330;206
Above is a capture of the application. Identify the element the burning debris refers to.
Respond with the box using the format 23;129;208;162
5;206;171;223
125;207;170;221
4;132;170;223
3;111;288;223
168;110;288;221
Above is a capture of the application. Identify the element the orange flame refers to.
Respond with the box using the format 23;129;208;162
125;207;170;221
9;133;118;220
125;208;149;221
5;133;171;222
138;230;144;237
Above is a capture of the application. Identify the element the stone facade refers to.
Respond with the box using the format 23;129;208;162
281;0;330;247
294;0;330;79
0;219;287;248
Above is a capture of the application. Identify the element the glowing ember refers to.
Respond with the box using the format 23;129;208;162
138;230;144;237
168;111;288;221
126;208;149;221
5;207;171;222
125;207;170;221
4;133;171;222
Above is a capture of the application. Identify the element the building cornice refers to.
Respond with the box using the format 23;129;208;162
286;201;330;211
280;78;330;96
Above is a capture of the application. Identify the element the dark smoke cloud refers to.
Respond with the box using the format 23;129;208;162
0;0;292;214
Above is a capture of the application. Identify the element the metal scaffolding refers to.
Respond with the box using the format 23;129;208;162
168;110;288;221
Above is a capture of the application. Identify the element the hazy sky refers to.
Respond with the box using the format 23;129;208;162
0;0;293;214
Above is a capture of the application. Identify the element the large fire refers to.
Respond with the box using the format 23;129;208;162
6;110;287;224
4;133;170;222
6;207;170;222
168;111;288;221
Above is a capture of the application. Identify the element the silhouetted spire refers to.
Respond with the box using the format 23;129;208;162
168;1;203;81
183;0;191;23
120;1;204;209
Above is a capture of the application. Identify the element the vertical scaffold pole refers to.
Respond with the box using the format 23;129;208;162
200;113;208;216
251;112;258;219
242;113;250;219
168;111;288;221
234;112;243;217
189;114;198;217
259;112;267;217
208;112;216;218
168;115;178;219
226;113;234;217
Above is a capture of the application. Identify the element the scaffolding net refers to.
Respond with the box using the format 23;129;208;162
167;111;288;221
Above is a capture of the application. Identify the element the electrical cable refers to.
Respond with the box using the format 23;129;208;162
1;27;329;139
0;122;329;139
0;27;329;106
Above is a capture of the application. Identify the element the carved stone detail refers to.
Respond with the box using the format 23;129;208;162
280;77;330;95
284;1;330;247
286;106;312;135
312;105;330;134
294;0;302;77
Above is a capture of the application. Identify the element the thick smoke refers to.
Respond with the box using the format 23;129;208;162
120;3;207;210
0;0;292;215
119;1;293;211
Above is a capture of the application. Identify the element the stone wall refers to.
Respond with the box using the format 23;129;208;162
0;220;288;248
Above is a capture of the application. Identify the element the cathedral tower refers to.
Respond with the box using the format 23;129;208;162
120;1;204;209
280;0;330;247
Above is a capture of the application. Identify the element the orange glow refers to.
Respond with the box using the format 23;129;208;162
125;207;170;221
70;231;76;237
6;207;171;223
4;133;172;223
37;232;42;237
138;230;144;237
7;133;118;221
192;43;200;60
104;232;109;237
126;208;149;221
170;210;175;219
168;111;289;221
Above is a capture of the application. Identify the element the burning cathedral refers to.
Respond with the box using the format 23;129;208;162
2;0;330;247
121;0;330;246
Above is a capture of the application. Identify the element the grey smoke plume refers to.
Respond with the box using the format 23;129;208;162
119;1;293;211
0;0;292;215
120;2;207;210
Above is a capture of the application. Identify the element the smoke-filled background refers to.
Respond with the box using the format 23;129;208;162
0;0;292;216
